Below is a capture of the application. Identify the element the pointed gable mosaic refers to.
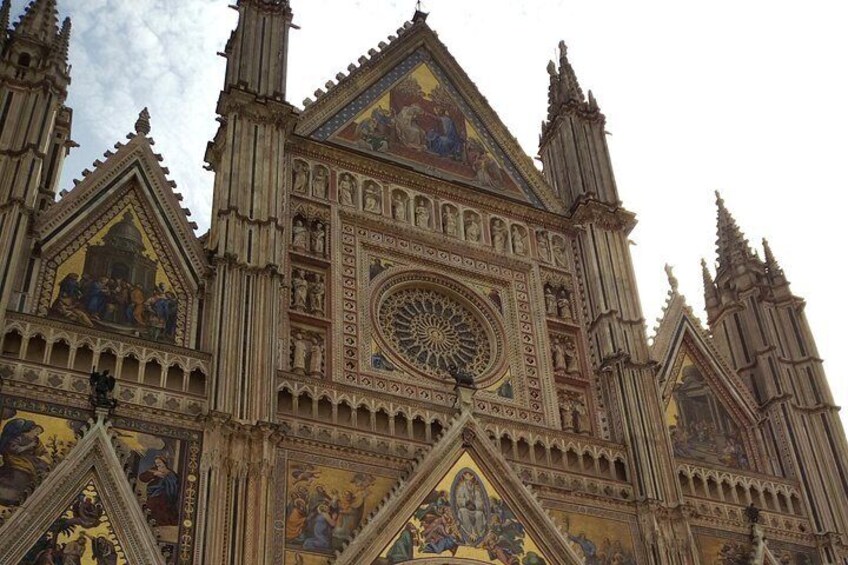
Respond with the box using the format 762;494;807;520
374;451;549;565
666;354;751;470
313;50;541;206
20;479;128;565
47;205;180;343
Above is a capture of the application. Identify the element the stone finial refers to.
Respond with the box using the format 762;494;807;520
134;107;151;136
664;263;679;294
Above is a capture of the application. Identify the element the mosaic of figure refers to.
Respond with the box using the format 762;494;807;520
49;210;179;343
119;429;187;546
0;409;79;510
285;463;394;560
338;173;357;206
21;481;127;565
335;62;519;194
555;511;638;565
376;453;547;565
696;535;753;565
667;359;750;470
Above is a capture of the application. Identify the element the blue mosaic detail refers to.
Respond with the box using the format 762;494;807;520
311;48;543;207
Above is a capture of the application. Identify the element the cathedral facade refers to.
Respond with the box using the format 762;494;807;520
0;1;846;563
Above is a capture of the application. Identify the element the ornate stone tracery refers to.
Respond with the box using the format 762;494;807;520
372;272;506;387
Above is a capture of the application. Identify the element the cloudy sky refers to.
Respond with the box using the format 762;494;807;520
24;1;847;428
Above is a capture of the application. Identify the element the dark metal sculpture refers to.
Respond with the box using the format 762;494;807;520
89;368;117;411
448;364;475;388
745;502;760;524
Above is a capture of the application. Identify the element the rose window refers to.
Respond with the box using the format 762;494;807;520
373;273;505;384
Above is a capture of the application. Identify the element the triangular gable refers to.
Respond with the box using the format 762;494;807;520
335;410;580;564
30;133;207;347
653;304;764;472
298;20;563;213
36;131;206;290
0;415;165;564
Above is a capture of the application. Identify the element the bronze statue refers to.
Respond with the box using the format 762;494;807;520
448;365;475;388
89;368;117;410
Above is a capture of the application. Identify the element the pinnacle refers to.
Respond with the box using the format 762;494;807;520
762;238;787;282
16;0;59;43
0;0;11;37
52;16;70;62
134;107;151;136
714;191;755;275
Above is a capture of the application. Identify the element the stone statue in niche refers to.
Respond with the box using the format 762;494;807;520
491;219;508;252
512;225;527;255
308;274;325;314
392;193;407;221
292;217;309;250
465;216;481;242
415;200;430;228
552;236;568;267
537;231;551;262
309;338;324;375
311;222;326;255
364;184;382;214
291;331;309;372
443;207;458;237
552;335;579;373
292;161;309;194
544;286;558;316
312;166;329;199
291;269;308;311
558;389;587;434
338;173;356;206
557;289;572;319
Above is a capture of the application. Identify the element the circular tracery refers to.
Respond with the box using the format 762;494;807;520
373;272;504;385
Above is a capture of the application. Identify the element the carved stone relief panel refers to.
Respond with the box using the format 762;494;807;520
290;266;327;319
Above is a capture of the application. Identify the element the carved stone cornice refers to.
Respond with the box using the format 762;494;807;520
569;197;637;233
216;88;297;130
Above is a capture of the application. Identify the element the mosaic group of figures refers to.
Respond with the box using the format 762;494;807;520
290;330;325;376
47;209;180;344
555;512;637;565
336;64;518;193
291;269;326;316
379;463;547;565
291;215;327;257
21;481;126;565
666;361;751;470
0;405;191;560
544;283;573;320
284;463;391;557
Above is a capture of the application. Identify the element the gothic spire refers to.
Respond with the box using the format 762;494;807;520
0;0;11;43
714;191;756;275
546;40;586;121
701;258;719;311
762;238;788;286
51;16;70;63
15;0;59;43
